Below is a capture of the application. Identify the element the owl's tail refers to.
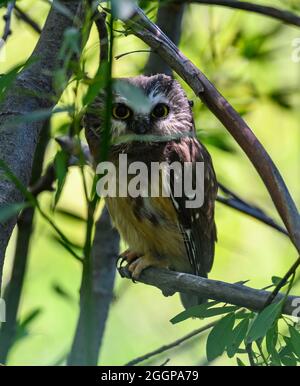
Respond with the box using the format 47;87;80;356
179;270;208;309
180;293;207;310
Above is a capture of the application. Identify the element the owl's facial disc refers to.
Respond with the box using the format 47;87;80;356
111;99;171;137
106;76;193;143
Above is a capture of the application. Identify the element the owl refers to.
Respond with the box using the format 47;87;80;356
84;74;217;309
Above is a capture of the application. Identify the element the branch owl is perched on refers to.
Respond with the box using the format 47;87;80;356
84;74;217;309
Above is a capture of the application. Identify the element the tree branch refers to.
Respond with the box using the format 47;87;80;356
144;1;186;76
94;11;109;64
217;184;288;236
1;1;15;44
0;0;81;290
0;121;50;364
119;267;299;316
14;4;42;34
120;7;300;255
265;256;300;307
68;207;120;365
125;320;216;365
162;0;300;27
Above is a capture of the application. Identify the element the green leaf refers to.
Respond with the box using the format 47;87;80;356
0;1;11;7
14;308;43;344
55;208;86;223
206;313;236;361
236;357;246;366
63;27;81;55
19;308;43;329
0;59;37;102
0;159;36;204
235;310;252;319
54;150;69;206
201;132;236;153
272;276;283;286
52;282;75;304
83;62;109;106
289;326;300;359
170;301;234;324
279;343;297;366
246;301;283;343
266;323;278;356
0;202;32;223
111;0;136;19
270;351;281;366
227;318;250;358
6;107;73;128
0;67;19;101
114;80;152;111
0;159;81;262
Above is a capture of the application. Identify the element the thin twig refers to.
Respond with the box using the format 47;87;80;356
125;321;216;366
159;0;300;27
217;184;288;236
14;5;42;34
93;11;109;64
29;136;92;196
246;343;256;367
115;49;151;60
265;256;300;307
1;1;16;44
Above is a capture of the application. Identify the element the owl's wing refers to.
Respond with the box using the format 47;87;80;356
166;137;218;277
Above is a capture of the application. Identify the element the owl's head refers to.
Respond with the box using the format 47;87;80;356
84;74;194;158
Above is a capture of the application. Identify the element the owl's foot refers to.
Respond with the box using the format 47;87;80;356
128;254;169;280
117;249;141;270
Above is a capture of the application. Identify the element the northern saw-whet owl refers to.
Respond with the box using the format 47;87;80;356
84;74;217;309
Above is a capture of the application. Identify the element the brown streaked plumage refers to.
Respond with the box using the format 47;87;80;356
84;74;217;309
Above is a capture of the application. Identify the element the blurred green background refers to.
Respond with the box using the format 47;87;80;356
0;0;299;365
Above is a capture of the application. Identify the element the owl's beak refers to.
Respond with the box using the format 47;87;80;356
131;116;150;135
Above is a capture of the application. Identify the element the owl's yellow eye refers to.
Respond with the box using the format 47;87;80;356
112;104;131;120
151;103;169;119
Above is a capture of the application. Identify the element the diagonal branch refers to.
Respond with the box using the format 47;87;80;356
125;320;216;366
119;266;299;316
217;184;288;236
14;4;42;34
120;7;300;255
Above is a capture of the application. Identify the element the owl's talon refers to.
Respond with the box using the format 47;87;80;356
116;254;128;269
117;257;127;269
128;254;169;281
116;255;123;268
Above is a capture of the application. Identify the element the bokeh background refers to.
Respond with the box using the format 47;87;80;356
0;0;299;365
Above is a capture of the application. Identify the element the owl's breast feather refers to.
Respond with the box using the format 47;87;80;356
105;195;192;273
